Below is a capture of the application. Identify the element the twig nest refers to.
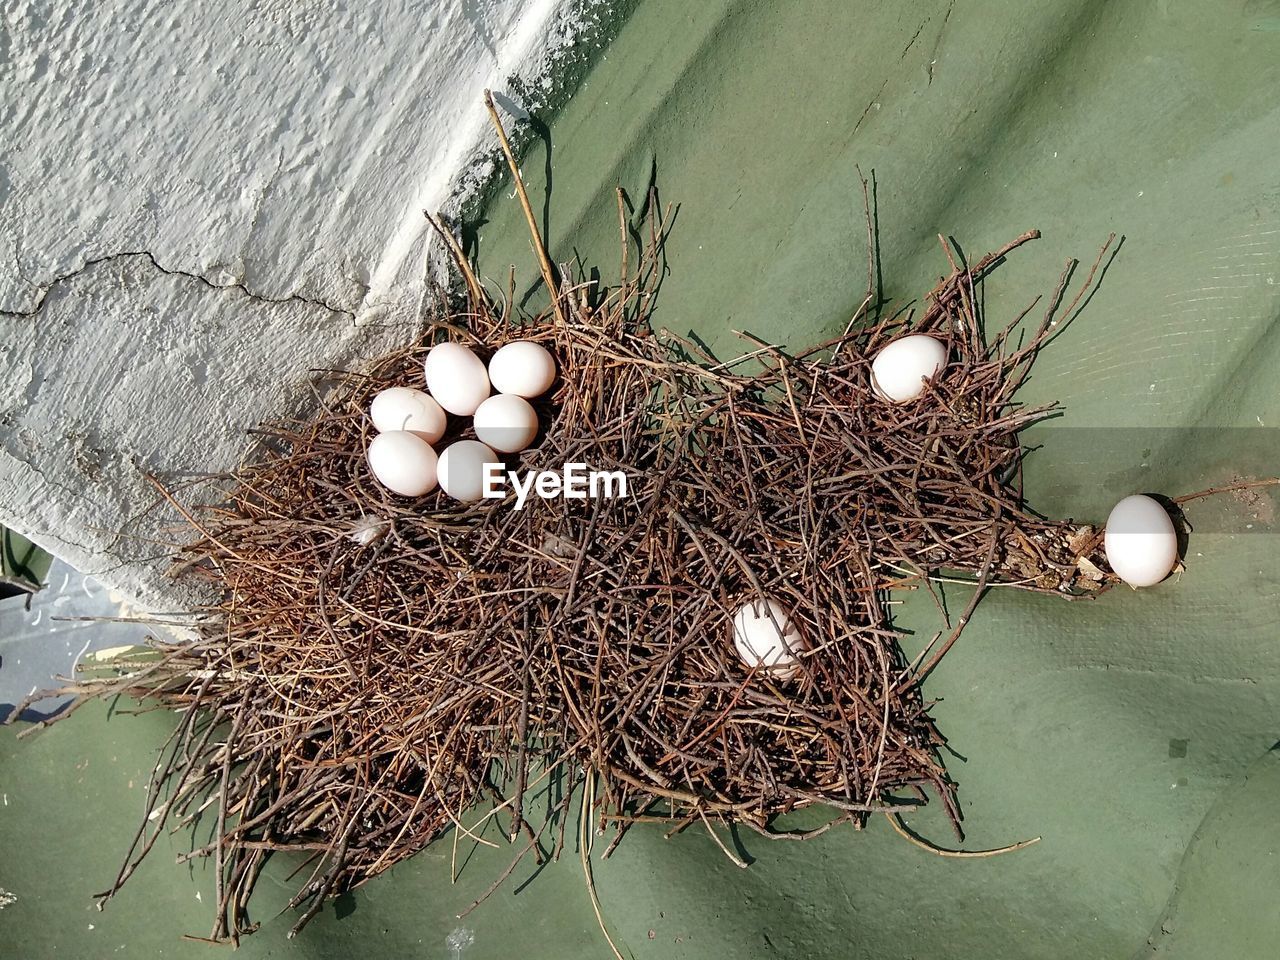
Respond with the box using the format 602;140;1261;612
369;387;447;444
1104;494;1178;587
731;598;806;678
424;342;491;415
366;431;439;497
437;439;501;503
473;394;540;453
488;341;556;398
870;334;947;403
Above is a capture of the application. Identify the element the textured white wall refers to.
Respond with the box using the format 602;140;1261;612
0;0;597;605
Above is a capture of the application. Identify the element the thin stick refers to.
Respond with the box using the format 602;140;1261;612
910;525;1001;685
425;212;486;313
0;574;41;595
456;837;536;919
698;809;749;868
483;90;566;327
580;776;626;960
616;187;630;289
886;813;1040;859
1173;477;1280;504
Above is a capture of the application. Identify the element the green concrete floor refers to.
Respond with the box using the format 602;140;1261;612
4;1;1279;957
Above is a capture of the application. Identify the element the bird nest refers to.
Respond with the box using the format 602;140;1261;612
8;103;1128;944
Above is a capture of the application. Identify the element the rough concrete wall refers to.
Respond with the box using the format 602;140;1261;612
0;0;602;606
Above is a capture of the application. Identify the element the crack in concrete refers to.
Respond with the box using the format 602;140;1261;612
901;0;954;84
852;78;889;138
0;250;357;320
901;21;927;60
926;1;955;85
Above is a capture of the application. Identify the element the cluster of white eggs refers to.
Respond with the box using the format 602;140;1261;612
365;340;556;503
368;328;1178;677
731;333;1181;678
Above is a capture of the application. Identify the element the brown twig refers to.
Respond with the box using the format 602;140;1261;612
886;813;1040;859
483;89;566;328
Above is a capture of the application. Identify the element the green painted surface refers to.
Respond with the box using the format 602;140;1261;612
4;0;1280;956
1141;746;1280;958
1;528;52;592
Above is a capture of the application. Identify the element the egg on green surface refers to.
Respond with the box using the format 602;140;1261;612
1104;494;1179;587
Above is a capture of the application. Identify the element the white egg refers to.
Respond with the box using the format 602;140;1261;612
870;334;947;403
473;394;539;453
437;439;502;503
424;342;491;416
1104;494;1178;587
732;598;806;678
488;341;556;398
366;431;439;497
369;387;447;444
